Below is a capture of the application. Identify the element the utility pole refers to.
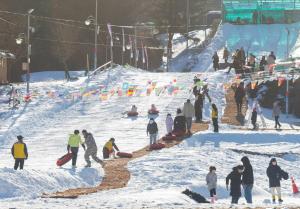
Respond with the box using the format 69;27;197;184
26;9;34;96
134;26;138;68
94;0;98;70
186;0;190;49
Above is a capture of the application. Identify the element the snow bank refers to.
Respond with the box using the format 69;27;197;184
22;71;85;82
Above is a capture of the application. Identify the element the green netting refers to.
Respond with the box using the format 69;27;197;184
223;0;300;23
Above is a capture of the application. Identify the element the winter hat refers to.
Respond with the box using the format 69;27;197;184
270;158;277;163
110;138;115;142
209;166;216;172
177;108;182;114
17;135;24;140
74;130;80;135
167;113;171;117
82;130;87;134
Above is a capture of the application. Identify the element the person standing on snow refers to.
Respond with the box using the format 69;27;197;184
241;156;254;204
11;135;28;170
147;118;158;146
67;130;86;168
226;165;244;204
103;138;119;159
165;113;174;136
272;101;282;129
234;83;245;114
194;93;204;122
212;52;219;71
206;166;217;203
251;108;258;130
82;130;104;167
223;47;229;64
266;158;288;204
211;104;219;133
259;56;267;71
183;99;195;135
173;108;186;134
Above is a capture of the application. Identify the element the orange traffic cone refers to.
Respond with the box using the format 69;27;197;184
291;177;299;194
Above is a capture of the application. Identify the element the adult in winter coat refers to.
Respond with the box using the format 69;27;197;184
211;104;219;133
165;113;174;135
68;130;86;168
267;51;276;65
82;130;104;167
241;156;254;203
183;99;195;135
173;108;186;133
212;52;219;71
251;108;258;130
194;93;204;122
206;166;217;203
239;47;246;65
234;84;245;114
259;56;267;71
11;135;28;170
223;47;229;64
103;138;119;159
147;118;158;145
226;165;244;204
266;158;288;203
272;101;281;129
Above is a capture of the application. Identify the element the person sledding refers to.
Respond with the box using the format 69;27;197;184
82;130;104;168
67;130;86;168
266;158;288;204
147;118;158;146
103;138;119;159
11;135;28;170
126;105;138;116
148;104;159;114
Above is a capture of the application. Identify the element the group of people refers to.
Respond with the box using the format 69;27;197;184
11;131;121;170
212;46;277;75
207;156;288;205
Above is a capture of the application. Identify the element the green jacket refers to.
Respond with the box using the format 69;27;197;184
68;134;83;148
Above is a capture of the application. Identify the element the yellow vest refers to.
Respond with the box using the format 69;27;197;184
14;143;26;159
212;109;218;119
104;141;113;152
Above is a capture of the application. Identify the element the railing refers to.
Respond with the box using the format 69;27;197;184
88;61;112;79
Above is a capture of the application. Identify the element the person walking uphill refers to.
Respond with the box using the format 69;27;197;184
82;130;104;167
173;108;186;134
11;135;28;170
226;165;244;204
241;156;254;204
206;166;217;203
211;104;219;133
272;101;281;129
266;158;289;203
234;83;245;114
68;130;86;168
194;93;204;122
147;118;158;146
183;99;195;136
212;52;219;71
103;138;119;159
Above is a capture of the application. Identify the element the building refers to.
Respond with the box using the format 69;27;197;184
0;51;15;84
223;0;300;24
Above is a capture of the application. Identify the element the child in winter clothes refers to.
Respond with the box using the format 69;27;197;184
206;166;217;203
266;158;288;203
147;118;158;146
165;113;174;136
251;108;258;130
150;104;157;112
211;104;219;133
226;165;244;204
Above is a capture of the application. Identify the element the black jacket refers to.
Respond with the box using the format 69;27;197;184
234;87;245;103
241;157;254;185
226;167;242;197
147;122;158;134
173;115;186;132
266;161;288;187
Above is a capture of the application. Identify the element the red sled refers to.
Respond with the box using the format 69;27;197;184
162;135;177;141
117;152;133;158
172;130;186;137
150;143;165;150
148;110;159;115
127;111;139;117
56;153;73;167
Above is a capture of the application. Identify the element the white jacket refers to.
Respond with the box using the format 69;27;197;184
165;116;174;134
183;102;195;118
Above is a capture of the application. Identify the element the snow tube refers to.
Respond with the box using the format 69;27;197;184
127;111;138;117
117;152;133;158
172;130;186;137
56;153;73;167
148;110;159;115
162;135;177;141
150;143;165;150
